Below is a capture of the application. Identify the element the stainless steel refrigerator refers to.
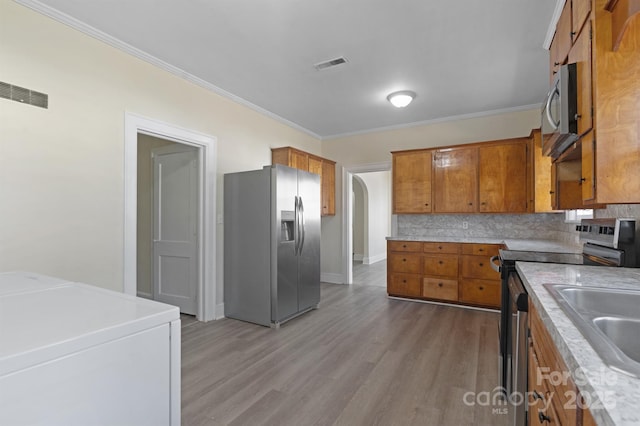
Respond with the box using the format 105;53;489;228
224;164;321;328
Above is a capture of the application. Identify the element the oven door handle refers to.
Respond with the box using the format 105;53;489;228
490;255;501;273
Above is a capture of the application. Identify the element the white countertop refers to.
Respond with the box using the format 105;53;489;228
516;262;640;426
386;236;581;254
0;271;180;376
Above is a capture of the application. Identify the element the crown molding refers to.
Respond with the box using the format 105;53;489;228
322;103;542;141
543;0;567;50
14;0;322;140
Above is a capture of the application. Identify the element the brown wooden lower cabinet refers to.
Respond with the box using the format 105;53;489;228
388;273;421;297
529;302;581;426
387;240;501;308
422;277;458;301
459;280;500;307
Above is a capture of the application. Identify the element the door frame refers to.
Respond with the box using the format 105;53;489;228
124;112;217;321
341;162;392;285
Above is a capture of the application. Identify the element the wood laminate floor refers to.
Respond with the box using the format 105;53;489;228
181;281;507;426
352;261;386;287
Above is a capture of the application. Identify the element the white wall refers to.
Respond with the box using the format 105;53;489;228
355;171;391;264
0;1;320;309
320;109;542;279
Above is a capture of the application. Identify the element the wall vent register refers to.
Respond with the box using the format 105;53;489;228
0;81;48;109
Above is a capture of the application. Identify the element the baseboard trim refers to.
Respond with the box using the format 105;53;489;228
214;303;225;320
353;253;364;262
321;272;344;284
387;296;499;313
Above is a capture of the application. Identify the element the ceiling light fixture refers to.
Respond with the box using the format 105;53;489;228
387;90;416;108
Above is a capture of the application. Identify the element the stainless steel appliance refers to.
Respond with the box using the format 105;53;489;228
541;62;579;159
224;165;321;328
494;218;638;425
508;272;528;426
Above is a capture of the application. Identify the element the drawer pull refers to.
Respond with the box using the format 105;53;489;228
438;260;443;264
403;258;407;262
538;412;551;423
403;280;407;283
438;246;442;250
479;262;484;266
479;286;484;291
478;248;484;252
438;283;443;287
402;244;407;248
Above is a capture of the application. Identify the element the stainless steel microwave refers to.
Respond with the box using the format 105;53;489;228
541;63;578;159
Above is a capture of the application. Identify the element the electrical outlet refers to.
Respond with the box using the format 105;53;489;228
462;221;468;230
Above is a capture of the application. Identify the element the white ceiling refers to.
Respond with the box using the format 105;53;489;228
21;0;558;139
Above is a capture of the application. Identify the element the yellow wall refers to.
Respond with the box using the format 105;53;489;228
0;1;320;294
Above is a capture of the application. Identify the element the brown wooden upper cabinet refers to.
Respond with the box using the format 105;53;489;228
568;19;593;138
433;147;478;213
549;0;573;81
392;137;539;214
392;150;432;214
271;146;336;216
478;139;529;213
546;0;640;205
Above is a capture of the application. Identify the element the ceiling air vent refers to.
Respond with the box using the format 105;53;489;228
314;56;347;71
0;81;48;109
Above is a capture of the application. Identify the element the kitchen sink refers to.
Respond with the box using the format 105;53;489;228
593;317;640;364
544;284;640;377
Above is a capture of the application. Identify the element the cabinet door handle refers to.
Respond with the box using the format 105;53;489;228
403;280;407;283
468;203;473;206
538;412;551;423
425;203;429;206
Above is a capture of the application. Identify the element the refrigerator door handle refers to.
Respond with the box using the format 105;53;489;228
299;196;306;254
294;196;299;256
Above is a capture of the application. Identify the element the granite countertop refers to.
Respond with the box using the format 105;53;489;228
387;236;581;254
516;262;640;426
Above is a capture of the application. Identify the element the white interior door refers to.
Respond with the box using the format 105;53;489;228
153;144;198;314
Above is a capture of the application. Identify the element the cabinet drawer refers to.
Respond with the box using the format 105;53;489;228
423;242;460;254
388;253;422;274
422;278;458;301
460;255;500;280
423;255;458;277
460;243;501;256
388;241;423;253
459;280;500;307
388;274;422;297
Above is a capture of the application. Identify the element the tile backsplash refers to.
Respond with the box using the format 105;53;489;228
397;213;580;246
595;204;640;220
397;205;640;247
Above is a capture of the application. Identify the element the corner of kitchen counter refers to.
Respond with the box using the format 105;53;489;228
515;261;640;426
